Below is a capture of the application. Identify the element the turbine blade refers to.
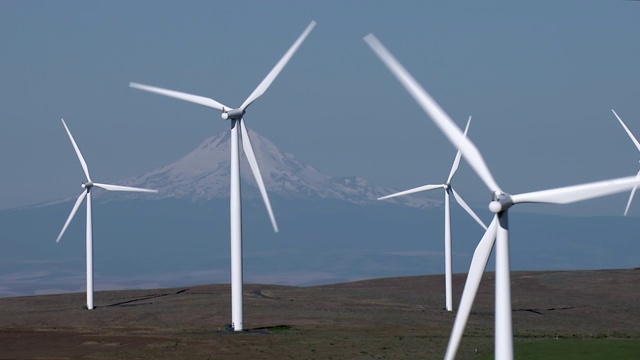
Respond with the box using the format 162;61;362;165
444;216;498;360
364;34;501;193
378;184;444;200
623;169;640;216
56;191;88;243
61;119;92;182
446;116;472;184
451;188;487;230
512;175;640;205
239;20;316;111
92;183;158;193
129;82;230;112
239;119;279;232
612;109;640;153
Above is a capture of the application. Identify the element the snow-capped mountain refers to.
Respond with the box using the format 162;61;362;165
117;129;438;209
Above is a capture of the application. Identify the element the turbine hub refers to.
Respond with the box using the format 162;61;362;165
489;201;502;213
489;192;513;213
221;108;244;120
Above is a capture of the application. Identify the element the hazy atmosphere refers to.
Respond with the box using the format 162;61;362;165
1;1;639;215
2;1;640;300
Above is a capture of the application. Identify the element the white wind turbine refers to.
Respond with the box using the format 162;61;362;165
365;34;640;360
129;21;315;331
378;115;487;312
56;119;158;310
611;109;640;216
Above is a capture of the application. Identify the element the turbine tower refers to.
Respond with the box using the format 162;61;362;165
56;119;158;310
365;34;640;360
378;115;486;312
611;109;640;216
129;21;315;331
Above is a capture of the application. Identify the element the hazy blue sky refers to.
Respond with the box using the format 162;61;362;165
1;1;639;216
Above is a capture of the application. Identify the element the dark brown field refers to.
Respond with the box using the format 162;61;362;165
1;269;639;359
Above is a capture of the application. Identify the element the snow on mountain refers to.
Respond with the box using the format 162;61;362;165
117;129;438;209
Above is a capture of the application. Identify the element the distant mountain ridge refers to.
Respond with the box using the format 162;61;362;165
13;129;639;299
114;129;438;209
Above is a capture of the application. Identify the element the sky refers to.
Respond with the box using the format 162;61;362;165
1;1;639;216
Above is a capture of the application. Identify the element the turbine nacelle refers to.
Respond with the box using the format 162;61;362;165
489;192;513;213
81;181;94;189
221;108;245;120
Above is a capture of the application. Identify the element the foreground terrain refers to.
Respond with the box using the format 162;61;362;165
1;269;639;359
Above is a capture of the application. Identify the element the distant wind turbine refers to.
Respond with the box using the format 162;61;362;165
56;119;158;310
365;34;640;360
378;115;486;312
129;21;316;331
611;109;640;216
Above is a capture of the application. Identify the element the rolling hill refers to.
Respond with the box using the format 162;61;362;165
1;269;639;359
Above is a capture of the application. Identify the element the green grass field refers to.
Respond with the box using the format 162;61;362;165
479;339;640;360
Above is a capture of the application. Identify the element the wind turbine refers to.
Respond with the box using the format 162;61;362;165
378;115;486;312
611;109;640;216
129;20;315;331
56;118;158;310
364;34;640;360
